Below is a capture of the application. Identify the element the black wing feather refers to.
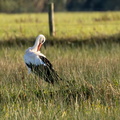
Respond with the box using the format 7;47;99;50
26;56;61;84
39;56;53;69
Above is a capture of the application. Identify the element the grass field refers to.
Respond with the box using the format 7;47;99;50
0;12;120;120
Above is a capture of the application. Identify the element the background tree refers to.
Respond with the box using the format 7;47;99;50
0;0;120;13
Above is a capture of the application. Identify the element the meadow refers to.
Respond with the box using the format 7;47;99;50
0;12;120;120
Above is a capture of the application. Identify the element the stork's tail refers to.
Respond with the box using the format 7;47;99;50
45;68;62;84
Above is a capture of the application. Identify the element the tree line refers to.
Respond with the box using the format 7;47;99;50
0;0;120;13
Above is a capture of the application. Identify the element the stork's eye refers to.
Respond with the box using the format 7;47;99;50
41;39;44;43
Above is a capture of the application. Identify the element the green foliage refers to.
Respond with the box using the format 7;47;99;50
0;0;120;13
0;0;48;13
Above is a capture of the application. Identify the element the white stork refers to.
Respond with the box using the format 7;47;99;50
24;34;61;84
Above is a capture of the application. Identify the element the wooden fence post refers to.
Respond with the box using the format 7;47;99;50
48;2;55;36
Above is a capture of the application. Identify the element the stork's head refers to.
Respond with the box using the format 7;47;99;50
33;34;46;51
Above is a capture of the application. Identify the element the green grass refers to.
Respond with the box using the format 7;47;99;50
0;12;120;120
0;12;120;40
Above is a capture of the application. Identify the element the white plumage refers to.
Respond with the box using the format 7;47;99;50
24;34;61;84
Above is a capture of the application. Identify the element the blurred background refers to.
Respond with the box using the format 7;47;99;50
0;0;120;13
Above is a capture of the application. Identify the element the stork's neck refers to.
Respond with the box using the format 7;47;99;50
31;37;40;51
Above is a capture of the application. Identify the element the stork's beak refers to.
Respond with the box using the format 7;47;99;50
37;43;42;51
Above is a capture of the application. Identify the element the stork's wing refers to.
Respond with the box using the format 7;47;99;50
39;56;53;69
26;56;61;84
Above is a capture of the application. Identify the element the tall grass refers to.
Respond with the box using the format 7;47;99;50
0;12;120;119
0;42;120;119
